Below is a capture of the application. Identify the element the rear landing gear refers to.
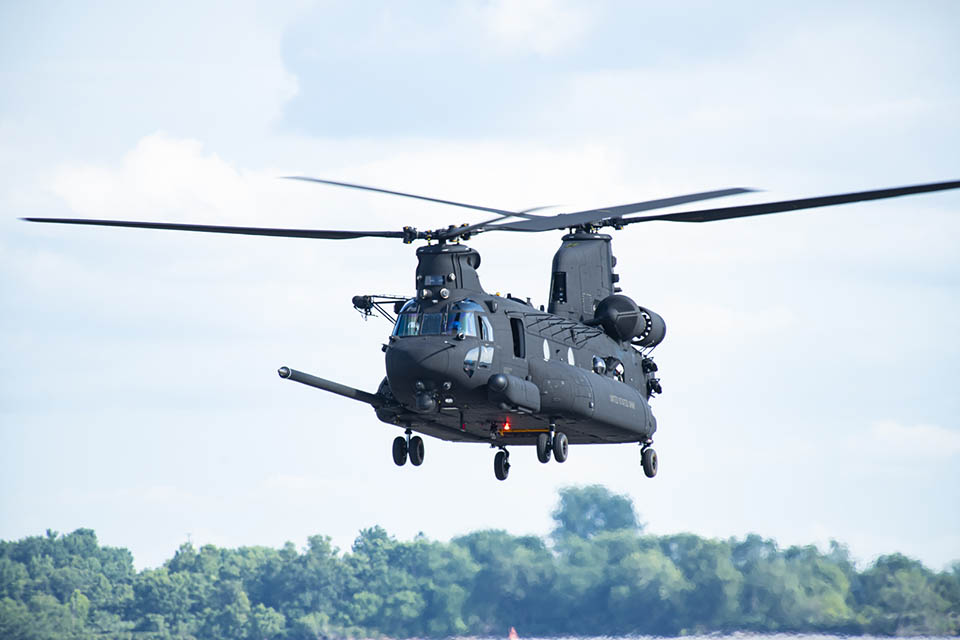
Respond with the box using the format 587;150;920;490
641;446;658;478
494;449;510;481
393;429;425;467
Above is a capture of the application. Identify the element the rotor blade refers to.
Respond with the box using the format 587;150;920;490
621;179;960;225
434;210;550;240
489;187;756;232
441;205;561;238
282;176;544;220
22;217;406;240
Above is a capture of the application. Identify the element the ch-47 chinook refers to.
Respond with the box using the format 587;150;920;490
25;177;960;480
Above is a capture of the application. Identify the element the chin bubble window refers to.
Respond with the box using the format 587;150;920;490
463;347;480;376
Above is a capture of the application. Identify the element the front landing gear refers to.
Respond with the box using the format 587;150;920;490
494;449;510;481
393;429;425;467
409;436;424;466
392;436;407;466
641;445;658;478
536;433;552;463
553;431;569;463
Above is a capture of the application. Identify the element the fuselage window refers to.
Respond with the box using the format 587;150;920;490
510;318;525;358
543;338;550;360
567;347;576;366
592;355;606;375
606;358;625;383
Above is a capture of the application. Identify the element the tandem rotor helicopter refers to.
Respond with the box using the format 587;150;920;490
25;177;960;480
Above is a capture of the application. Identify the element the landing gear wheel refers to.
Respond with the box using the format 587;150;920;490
553;432;569;463
536;433;552;463
408;436;425;466
641;447;658;478
392;436;408;466
494;450;510;481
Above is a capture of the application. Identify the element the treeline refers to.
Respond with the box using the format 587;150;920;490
1;486;958;639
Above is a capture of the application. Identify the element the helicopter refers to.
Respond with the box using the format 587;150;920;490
24;177;960;480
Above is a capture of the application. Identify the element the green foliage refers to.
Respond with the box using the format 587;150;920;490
1;487;957;638
858;553;958;635
552;485;642;540
453;530;552;633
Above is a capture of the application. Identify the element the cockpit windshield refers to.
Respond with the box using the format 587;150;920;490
393;299;421;337
445;309;477;337
391;299;488;338
421;313;445;335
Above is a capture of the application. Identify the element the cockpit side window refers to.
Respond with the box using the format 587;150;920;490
479;315;494;341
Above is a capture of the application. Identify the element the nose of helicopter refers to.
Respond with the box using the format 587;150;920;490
385;338;452;404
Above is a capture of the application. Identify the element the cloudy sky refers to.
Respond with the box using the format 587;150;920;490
2;1;958;570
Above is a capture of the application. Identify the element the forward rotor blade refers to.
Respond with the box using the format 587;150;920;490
282;176;544;220
622;179;960;225
490;187;755;232
22;217;406;240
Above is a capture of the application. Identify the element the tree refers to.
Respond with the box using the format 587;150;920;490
859;554;957;635
1;489;958;638
454;530;555;634
551;485;642;541
658;533;743;630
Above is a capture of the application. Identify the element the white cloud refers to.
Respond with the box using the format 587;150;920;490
52;134;250;221
870;420;960;458
467;0;595;55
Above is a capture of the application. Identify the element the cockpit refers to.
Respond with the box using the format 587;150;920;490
392;299;493;340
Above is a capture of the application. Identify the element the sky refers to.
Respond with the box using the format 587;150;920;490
1;0;958;571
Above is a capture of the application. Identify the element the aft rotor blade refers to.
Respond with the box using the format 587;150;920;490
490;187;755;232
622;179;960;225
283;176;544;220
22;217;406;240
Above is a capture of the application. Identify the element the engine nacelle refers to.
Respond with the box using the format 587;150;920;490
593;294;666;347
635;306;666;348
